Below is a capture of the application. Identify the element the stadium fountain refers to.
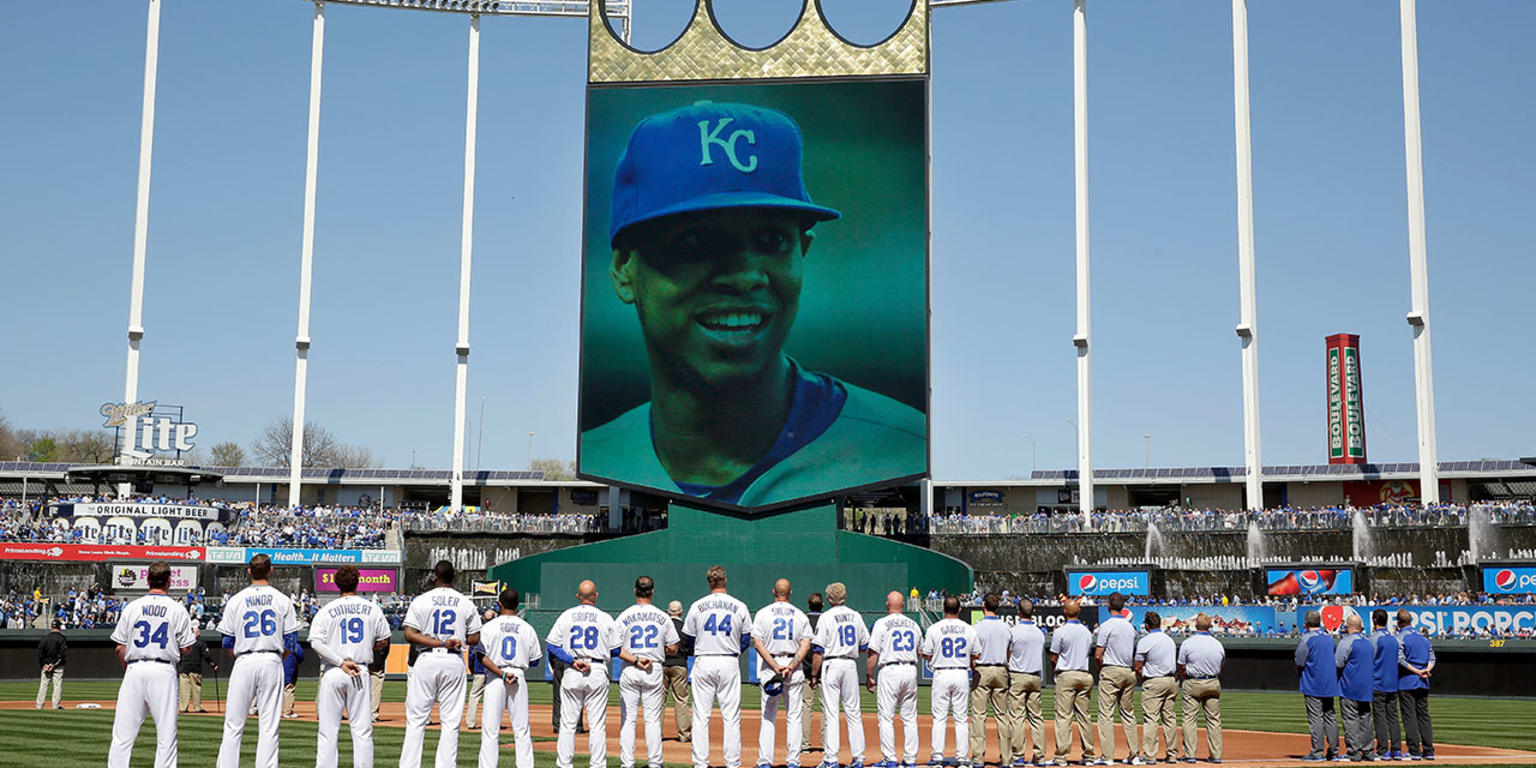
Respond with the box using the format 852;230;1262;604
1468;505;1494;564
1145;521;1167;563
1351;509;1376;564
1246;520;1268;567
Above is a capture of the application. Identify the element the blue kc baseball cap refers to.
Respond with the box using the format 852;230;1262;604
609;101;841;247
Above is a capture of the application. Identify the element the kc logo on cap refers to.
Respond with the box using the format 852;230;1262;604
609;100;841;246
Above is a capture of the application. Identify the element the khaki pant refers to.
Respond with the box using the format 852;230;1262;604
1097;666;1137;761
1006;672;1046;763
1181;678;1222;760
465;674;486;727
371;671;385;719
1140;677;1177;759
1053;670;1096;761
180;672;204;712
970;666;1010;763
282;681;297;716
36;668;63;709
801;669;821;748
663;663;692;741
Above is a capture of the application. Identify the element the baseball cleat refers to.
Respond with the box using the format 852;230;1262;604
1421;755;1434;761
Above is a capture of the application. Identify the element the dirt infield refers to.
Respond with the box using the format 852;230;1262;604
5;700;1531;767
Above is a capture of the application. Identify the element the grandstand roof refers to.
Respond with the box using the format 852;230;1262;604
0;461;598;487
946;458;1536;487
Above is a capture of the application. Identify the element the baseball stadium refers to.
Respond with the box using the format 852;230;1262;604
2;2;1534;768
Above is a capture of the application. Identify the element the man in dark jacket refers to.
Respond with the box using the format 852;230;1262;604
663;600;693;742
179;636;217;713
36;621;66;710
1395;611;1436;760
1369;610;1401;759
1295;610;1341;761
800;592;824;750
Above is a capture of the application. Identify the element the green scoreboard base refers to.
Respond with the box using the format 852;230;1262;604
487;502;972;613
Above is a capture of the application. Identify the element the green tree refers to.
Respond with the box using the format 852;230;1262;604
27;436;58;462
209;441;246;467
529;457;577;481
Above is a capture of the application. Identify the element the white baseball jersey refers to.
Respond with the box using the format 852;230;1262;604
112;593;197;663
616;603;680;663
683;593;752;656
479;614;543;672
217;585;300;655
868;613;922;664
922;617;979;669
752;601;811;658
403;586;482;647
546;603;621;663
813;605;868;659
307;594;390;668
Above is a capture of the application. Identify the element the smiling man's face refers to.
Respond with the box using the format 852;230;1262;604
612;208;812;391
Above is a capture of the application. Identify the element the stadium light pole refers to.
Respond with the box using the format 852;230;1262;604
1071;0;1094;526
450;13;482;513
120;0;162;498
288;0;325;507
1231;0;1264;510
1398;0;1439;504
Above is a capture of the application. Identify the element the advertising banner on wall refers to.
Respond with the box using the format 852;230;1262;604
974;605;1100;631
1305;604;1536;636
1481;565;1536;594
205;547;402;566
315;568;398;593
1325;334;1367;464
576;75;930;512
1066;569;1151;597
111;563;200;591
49;501;230;547
1101;605;1279;635
0;542;204;562
1265;567;1355;596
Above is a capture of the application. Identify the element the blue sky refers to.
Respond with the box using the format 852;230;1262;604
2;0;1532;478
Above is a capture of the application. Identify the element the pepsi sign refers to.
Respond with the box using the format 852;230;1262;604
1482;565;1536;594
1265;568;1355;596
1067;569;1150;597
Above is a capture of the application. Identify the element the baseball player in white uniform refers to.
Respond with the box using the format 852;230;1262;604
400;560;483;768
751;578;812;768
867;591;922;768
616;576;681;768
109;562;198;768
477;587;543;768
811;582;869;768
547;579;622;768
683;565;754;768
309;564;392;768
922;596;979;767
217;554;302;768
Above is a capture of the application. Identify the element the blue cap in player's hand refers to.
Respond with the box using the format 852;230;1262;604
609;101;841;247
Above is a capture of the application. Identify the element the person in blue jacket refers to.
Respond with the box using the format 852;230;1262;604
281;634;305;719
1295;610;1341;761
1335;615;1375;761
1395;611;1436;760
1369;610;1401;759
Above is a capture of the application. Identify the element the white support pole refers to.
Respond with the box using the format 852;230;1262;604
121;0;162;498
450;14;481;512
1398;0;1439;504
1232;0;1264;510
289;1;326;508
1072;0;1094;524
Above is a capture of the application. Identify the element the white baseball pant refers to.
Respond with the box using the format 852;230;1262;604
316;666;375;768
930;669;971;762
108;661;180;768
479;672;533;768
399;654;469;768
619;664;666;768
218;653;285;768
820;659;865;765
758;666;806;767
877;664;919;765
556;663;611;768
691;656;744;768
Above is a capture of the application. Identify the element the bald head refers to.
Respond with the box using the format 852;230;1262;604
577;580;598;604
1063;599;1081;619
773;579;792;600
1345;614;1363;633
886;591;905;613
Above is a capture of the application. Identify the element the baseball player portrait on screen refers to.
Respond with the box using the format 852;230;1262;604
578;80;929;511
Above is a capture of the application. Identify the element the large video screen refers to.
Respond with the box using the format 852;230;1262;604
1266;567;1355;596
578;77;929;512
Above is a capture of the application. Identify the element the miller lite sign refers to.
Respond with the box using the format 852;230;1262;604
1325;334;1367;464
101;401;198;466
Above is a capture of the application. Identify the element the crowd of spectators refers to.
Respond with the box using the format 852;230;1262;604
403;509;604;535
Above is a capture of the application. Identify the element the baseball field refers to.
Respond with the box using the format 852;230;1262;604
0;680;1531;768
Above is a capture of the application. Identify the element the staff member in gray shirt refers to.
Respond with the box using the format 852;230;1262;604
1094;594;1138;766
1006;601;1047;767
1178;614;1226;764
1133;612;1177;764
1046;600;1096;766
971;594;1013;766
